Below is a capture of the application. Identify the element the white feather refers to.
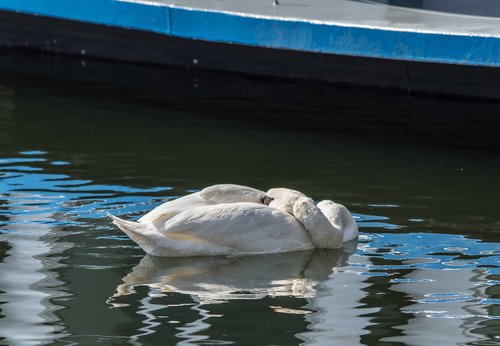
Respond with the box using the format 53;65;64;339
138;184;267;229
110;203;313;257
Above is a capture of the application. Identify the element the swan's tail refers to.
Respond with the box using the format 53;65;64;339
106;212;231;257
106;212;160;254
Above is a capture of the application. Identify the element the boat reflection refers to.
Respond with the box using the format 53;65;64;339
109;242;357;306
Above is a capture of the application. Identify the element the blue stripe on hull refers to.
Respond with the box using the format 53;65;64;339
1;0;500;67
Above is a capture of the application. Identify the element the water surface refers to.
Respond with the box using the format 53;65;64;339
0;52;499;345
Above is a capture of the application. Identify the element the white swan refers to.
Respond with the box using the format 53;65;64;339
108;186;358;257
137;184;272;229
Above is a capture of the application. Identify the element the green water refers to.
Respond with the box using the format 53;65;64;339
0;52;499;345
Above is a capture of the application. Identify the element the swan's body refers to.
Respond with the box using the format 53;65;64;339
109;203;314;257
138;184;270;229
109;185;358;257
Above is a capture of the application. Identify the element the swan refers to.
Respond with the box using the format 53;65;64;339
108;187;358;257
137;184;273;229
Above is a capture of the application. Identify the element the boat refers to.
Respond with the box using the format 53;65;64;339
1;0;500;99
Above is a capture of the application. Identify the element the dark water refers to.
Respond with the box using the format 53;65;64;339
0;52;499;345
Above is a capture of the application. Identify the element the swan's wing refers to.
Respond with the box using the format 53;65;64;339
138;184;267;229
199;184;267;204
161;203;314;255
138;192;211;228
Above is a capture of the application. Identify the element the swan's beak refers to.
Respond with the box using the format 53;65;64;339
261;195;274;205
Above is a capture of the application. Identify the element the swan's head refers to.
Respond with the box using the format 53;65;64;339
200;184;273;205
317;200;358;243
266;188;310;214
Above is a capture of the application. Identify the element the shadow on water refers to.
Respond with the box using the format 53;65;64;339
0;51;499;345
2;49;500;149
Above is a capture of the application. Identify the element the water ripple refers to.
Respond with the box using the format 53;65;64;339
0;154;173;225
0;151;499;346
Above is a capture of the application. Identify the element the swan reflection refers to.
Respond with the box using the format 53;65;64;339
109;242;358;306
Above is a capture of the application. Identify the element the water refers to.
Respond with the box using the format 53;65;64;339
0;52;499;345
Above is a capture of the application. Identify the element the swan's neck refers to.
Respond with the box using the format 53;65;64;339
267;188;307;214
317;200;359;243
292;198;343;249
341;217;359;242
